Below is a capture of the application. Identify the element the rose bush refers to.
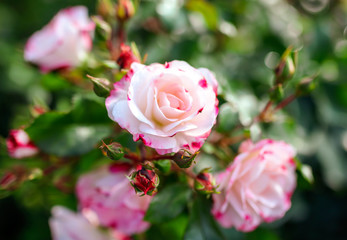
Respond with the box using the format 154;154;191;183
106;60;219;154
24;6;95;72
6;129;38;159
76;164;152;235
211;139;297;232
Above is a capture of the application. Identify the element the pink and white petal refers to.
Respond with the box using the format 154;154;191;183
198;68;218;94
110;100;142;136
11;146;38;159
134;132;178;151
24;24;62;62
183;91;217;137
238;139;254;153
61;6;95;31
50;206;112;240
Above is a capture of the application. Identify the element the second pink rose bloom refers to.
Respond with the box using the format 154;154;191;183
106;61;219;155
24;6;95;72
212;139;297;232
76;164;152;235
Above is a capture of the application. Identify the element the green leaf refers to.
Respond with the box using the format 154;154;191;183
245;228;280;240
26;98;113;157
184;195;226;240
40;73;71;91
154;159;171;174
145;183;192;224
146;215;189;240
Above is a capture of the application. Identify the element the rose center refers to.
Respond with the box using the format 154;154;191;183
157;85;192;112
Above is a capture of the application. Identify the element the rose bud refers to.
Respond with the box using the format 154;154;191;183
100;141;124;160
117;43;140;69
97;0;115;19
6;129;39;159
211;139;297;232
30;105;47;117
194;169;217;194
173;149;198;168
105;61;219;155
115;0;135;22
24;6;95;73
129;165;159;196
76;164;152;235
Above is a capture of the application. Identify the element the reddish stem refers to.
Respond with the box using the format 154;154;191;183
124;153;140;162
273;94;297;112
256;100;273;123
220;133;247;146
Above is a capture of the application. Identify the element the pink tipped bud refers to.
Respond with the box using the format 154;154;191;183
129;165;159;196
115;0;135;22
117;43;140;69
6;129;38;159
195;169;217;194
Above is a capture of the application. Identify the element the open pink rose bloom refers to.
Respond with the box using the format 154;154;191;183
76;164;152;235
212;139;297;232
24;6;95;72
49;206;124;240
106;61;219;154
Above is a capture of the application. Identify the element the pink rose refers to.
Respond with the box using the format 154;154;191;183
24;6;95;72
50;206;125;240
76;164;152;235
212;139;297;232
6;129;38;159
106;61;219;154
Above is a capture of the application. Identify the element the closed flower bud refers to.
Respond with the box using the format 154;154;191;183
129;165;159;196
296;75;318;96
87;75;112;98
100;142;124;160
117;43;140;69
30;105;47;117
275;46;296;84
6;129;39;159
173;150;198;168
115;0;135;22
195;169;217;194
97;0;115;19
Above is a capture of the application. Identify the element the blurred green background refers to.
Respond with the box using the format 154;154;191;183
1;0;347;239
